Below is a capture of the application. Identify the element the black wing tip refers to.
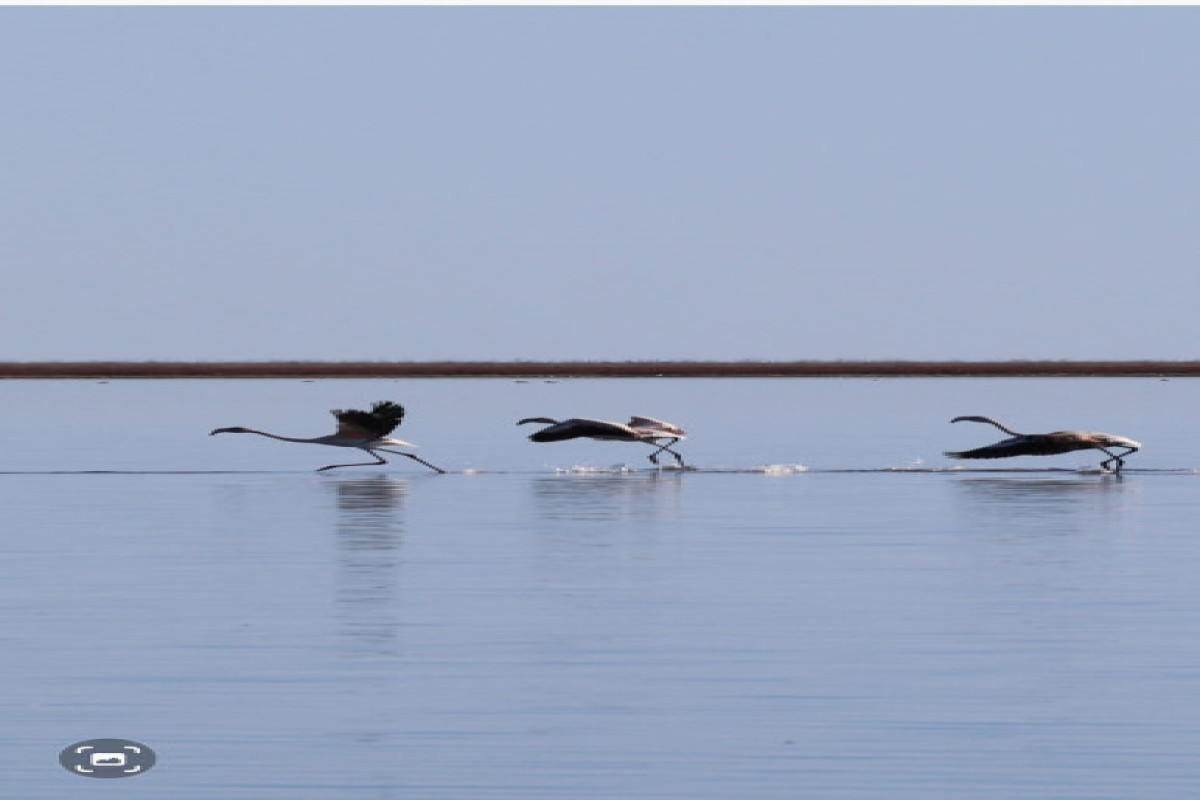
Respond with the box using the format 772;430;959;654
330;399;404;411
371;400;404;414
942;448;1010;460
330;400;407;436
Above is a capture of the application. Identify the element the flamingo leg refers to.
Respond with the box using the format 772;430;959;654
1098;446;1138;474
1099;448;1132;472
644;439;686;468
663;443;687;467
375;448;447;474
316;450;389;472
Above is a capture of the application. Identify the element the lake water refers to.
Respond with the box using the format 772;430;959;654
3;377;1200;798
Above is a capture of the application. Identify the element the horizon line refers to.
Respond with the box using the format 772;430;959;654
1;359;1198;378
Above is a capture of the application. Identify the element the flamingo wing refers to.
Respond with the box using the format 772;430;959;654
945;433;1095;460
526;418;632;442
333;401;405;438
627;416;686;438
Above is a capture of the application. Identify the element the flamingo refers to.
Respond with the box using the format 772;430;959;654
944;415;1140;474
210;400;446;473
517;415;688;467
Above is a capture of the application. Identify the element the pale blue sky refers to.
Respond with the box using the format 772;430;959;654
2;6;1198;362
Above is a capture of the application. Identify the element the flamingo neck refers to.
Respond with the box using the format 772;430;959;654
981;418;1021;436
240;429;323;444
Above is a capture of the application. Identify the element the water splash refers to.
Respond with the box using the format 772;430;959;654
553;464;637;474
885;458;926;471
757;463;809;475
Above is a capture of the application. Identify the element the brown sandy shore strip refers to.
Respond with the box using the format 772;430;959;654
2;361;1200;379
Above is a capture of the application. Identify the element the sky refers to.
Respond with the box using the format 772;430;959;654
2;6;1198;363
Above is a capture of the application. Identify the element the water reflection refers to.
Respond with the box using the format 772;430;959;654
527;473;686;582
529;471;684;522
327;476;407;657
950;475;1138;533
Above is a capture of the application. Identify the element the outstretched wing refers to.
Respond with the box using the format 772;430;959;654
527;418;632;442
332;401;405;438
627;416;686;438
944;433;1094;460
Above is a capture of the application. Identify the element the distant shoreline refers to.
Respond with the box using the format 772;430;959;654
1;360;1198;379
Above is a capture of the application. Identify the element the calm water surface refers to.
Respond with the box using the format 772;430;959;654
2;377;1199;798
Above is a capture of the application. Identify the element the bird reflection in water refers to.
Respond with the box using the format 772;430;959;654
530;471;683;523
528;473;684;586
950;476;1136;530
329;476;407;658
